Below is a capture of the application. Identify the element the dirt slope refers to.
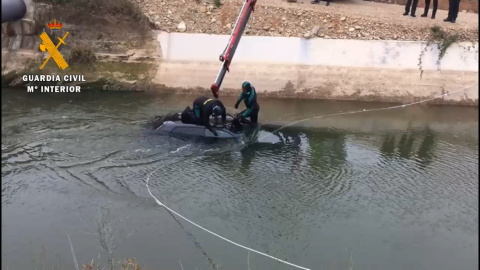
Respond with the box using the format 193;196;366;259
138;0;478;41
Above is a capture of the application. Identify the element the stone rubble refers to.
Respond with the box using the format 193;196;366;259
177;21;187;32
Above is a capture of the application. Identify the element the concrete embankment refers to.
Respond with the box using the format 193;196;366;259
1;17;478;106
155;31;479;106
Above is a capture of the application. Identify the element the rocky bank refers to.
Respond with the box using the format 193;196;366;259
139;0;478;42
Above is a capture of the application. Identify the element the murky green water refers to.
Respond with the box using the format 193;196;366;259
2;88;478;270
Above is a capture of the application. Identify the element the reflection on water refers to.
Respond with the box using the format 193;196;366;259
398;132;415;158
380;125;438;168
417;127;436;167
307;129;347;171
1;88;478;270
380;134;397;156
240;127;348;175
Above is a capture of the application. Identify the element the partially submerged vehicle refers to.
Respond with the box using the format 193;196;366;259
152;113;246;140
151;0;259;141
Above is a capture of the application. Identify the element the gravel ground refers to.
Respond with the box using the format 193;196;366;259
138;0;478;41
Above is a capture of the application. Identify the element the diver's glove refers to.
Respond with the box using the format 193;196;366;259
234;101;240;109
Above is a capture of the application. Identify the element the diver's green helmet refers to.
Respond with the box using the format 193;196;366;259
242;81;252;92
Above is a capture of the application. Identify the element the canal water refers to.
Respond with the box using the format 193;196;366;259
1;88;478;270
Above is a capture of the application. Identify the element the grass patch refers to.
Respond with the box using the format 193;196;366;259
33;0;151;35
82;258;142;270
429;25;460;60
1;70;21;86
214;0;222;8
15;61;155;88
68;47;97;66
417;25;461;78
34;0;145;20
92;62;154;81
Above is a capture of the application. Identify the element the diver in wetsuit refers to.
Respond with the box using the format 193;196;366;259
234;81;260;125
181;106;196;124
192;96;227;136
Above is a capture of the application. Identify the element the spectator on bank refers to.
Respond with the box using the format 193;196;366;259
403;0;419;17
311;0;331;6
444;0;461;23
421;0;438;19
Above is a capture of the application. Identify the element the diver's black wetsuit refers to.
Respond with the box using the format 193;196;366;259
235;82;260;124
181;106;196;124
193;96;227;135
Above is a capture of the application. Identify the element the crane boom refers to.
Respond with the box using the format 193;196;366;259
210;0;257;98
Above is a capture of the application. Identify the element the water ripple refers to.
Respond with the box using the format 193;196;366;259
2;88;478;270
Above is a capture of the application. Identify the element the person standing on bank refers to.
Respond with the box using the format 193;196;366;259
421;0;438;19
444;0;461;23
403;0;419;17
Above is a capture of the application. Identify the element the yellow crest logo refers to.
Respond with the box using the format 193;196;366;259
39;19;69;70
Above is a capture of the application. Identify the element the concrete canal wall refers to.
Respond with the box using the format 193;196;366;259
154;31;479;105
